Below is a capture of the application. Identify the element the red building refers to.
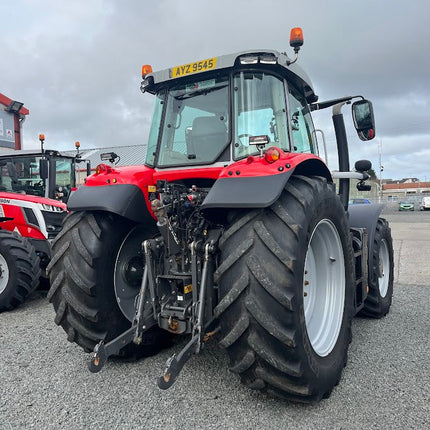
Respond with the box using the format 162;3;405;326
0;93;29;150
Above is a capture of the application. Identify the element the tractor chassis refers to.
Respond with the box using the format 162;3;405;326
88;233;219;389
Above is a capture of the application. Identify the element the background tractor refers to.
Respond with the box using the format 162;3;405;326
48;28;394;403
0;136;89;311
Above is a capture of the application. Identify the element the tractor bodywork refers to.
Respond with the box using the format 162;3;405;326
49;32;393;402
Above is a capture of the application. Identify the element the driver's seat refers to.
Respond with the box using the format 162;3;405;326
189;116;228;161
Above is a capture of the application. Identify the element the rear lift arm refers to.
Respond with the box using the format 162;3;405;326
88;239;159;373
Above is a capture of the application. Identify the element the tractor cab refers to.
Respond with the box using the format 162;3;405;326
143;49;319;170
141;33;375;213
0;149;77;202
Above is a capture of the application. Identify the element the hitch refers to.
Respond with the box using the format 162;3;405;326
157;241;215;389
89;236;218;391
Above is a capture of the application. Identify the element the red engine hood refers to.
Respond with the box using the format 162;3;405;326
0;191;67;210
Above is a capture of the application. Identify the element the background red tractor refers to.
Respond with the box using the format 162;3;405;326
48;29;394;403
0;137;89;311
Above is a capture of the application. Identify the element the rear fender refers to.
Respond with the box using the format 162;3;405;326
201;155;331;209
67;184;155;224
348;203;384;266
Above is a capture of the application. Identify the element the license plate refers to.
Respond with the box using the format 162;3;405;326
170;58;217;78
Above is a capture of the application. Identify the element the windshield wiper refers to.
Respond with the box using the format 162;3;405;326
175;84;228;100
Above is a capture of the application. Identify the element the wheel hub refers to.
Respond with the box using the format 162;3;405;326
123;256;144;287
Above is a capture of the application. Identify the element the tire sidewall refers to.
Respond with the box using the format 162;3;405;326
295;187;354;389
0;240;19;303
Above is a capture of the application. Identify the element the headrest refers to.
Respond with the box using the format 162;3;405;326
191;117;226;137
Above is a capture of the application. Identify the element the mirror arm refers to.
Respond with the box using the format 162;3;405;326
310;95;364;111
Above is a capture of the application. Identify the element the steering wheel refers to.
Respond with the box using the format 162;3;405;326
32;181;44;195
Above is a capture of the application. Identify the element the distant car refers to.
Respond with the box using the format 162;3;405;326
349;198;371;205
398;201;414;211
420;196;430;211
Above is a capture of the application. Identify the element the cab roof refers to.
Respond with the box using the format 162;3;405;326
0;149;75;160
143;49;318;103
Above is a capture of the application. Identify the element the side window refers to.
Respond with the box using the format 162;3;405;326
233;72;289;159
288;86;316;154
146;93;164;166
55;159;73;187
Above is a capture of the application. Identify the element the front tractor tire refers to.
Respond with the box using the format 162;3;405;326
47;211;169;357
359;218;394;318
215;176;355;403
0;230;41;312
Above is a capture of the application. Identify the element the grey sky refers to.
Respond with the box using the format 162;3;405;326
2;0;429;181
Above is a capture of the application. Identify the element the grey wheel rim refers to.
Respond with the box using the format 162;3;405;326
0;253;9;294
114;225;146;322
378;239;390;298
303;219;345;357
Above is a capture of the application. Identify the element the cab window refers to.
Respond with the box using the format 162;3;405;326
233;72;289;159
155;77;230;167
287;86;316;154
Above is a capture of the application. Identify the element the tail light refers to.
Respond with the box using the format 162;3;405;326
95;163;111;175
264;147;281;163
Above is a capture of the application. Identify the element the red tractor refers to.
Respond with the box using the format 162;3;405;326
48;29;394;403
0;136;88;311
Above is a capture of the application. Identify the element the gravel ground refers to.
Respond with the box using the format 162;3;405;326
1;214;429;429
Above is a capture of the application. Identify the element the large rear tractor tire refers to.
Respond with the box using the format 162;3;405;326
0;230;41;312
359;218;394;318
47;211;170;357
214;176;355;403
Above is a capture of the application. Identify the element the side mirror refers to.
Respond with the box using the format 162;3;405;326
39;159;49;180
86;161;91;177
352;99;375;141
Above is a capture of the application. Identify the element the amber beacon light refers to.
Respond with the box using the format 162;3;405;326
290;27;304;50
142;65;153;78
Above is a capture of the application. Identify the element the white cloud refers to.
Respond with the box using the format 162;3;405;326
2;0;430;181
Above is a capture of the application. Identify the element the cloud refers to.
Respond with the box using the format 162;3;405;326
1;0;430;181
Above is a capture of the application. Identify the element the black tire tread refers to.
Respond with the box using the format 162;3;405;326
359;218;394;318
0;230;41;312
48;211;169;356
216;175;354;403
